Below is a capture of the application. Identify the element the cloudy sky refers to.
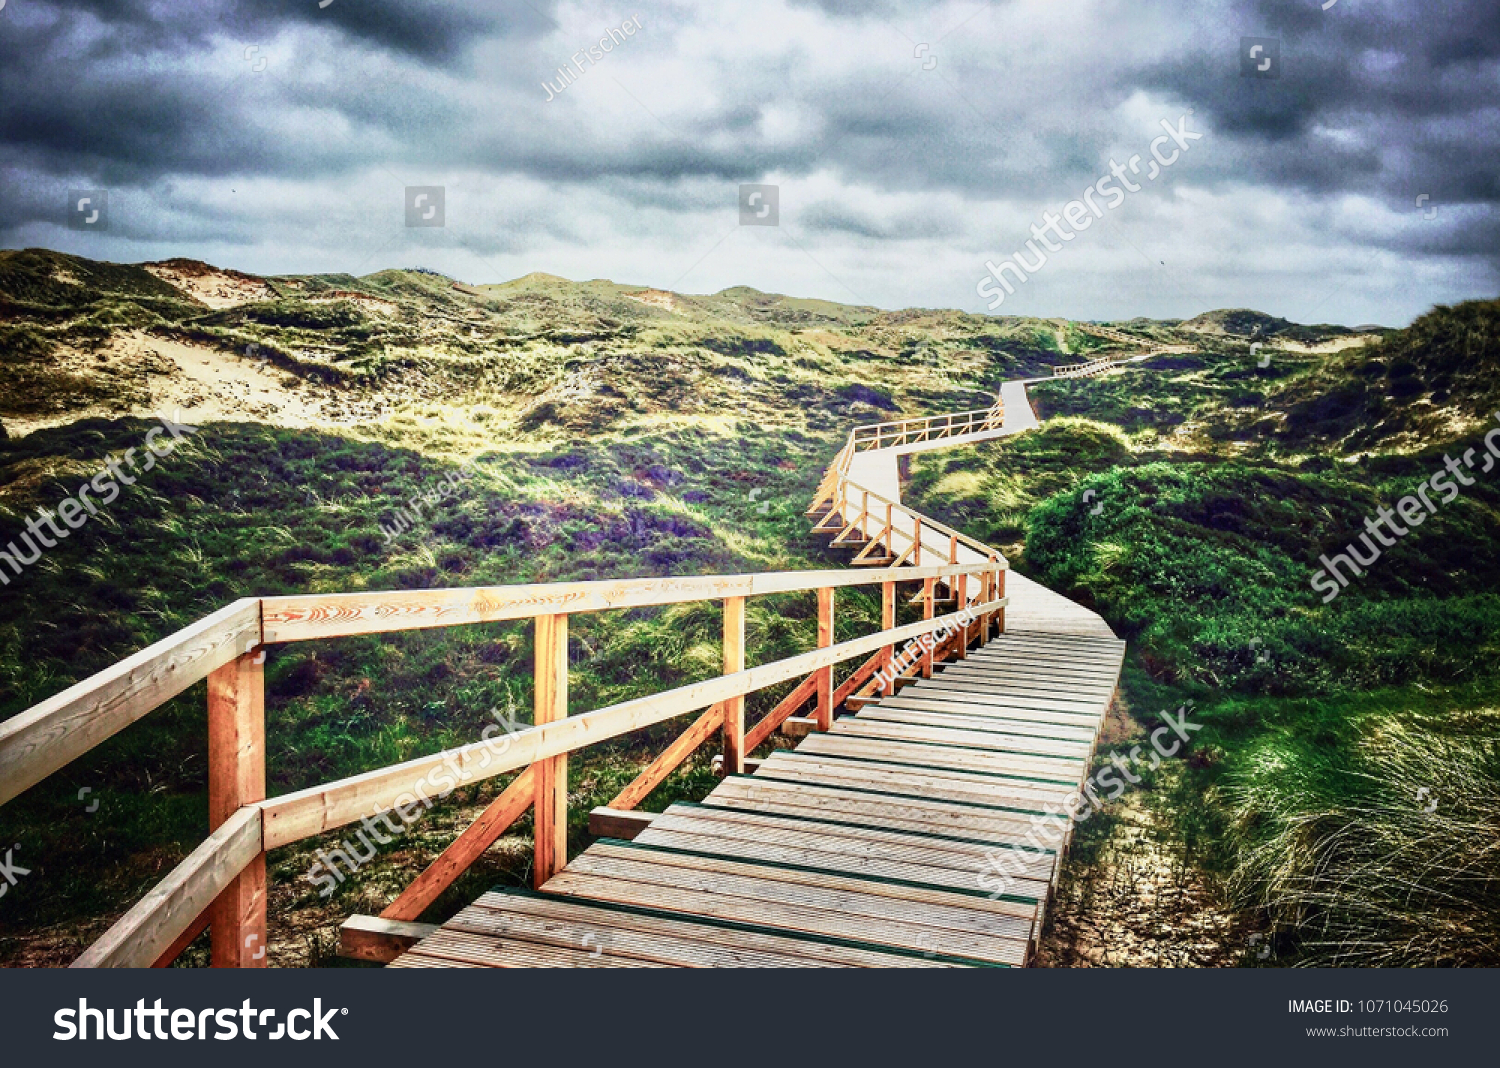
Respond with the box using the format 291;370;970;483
2;0;1496;324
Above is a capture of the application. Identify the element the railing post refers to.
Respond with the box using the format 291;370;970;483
722;596;746;774
207;649;266;968
885;502;893;556
533;613;568;889
955;573;968;660
922;578;935;678
980;570;992;645
880;581;896;694
913;518;922;566
996;564;1006;634
815;588;834;730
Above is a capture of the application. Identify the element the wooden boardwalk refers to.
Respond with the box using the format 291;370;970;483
393;621;1124;968
6;372;1127;970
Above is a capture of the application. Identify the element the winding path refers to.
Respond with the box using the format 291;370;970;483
390;376;1127;967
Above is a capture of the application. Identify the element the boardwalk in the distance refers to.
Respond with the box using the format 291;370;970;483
392;376;1125;968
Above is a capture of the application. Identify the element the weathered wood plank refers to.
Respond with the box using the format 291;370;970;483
588;806;657;840
341;915;439;963
0;598;260;806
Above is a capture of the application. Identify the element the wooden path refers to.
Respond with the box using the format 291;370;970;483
393;626;1123;968
393;366;1126;971
391;379;1125;968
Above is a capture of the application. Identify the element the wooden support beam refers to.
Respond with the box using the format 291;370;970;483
922;577;935;678
532;613;568;889
879;581;896;695
711;755;762;777
587;807;658;840
207;651;266;968
721;596;746;775
151;911;210;968
955;573;968;661
607;703;724;812
340;915;438;964
782;716;817;739
830;649;884;710
815;588;834;731
380;766;535;923
744;672;818;752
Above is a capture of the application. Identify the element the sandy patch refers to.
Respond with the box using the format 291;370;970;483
143;260;277;308
5;332;392;436
1275;334;1379;355
625;289;682;313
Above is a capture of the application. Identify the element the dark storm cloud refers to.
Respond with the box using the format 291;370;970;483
0;0;1494;321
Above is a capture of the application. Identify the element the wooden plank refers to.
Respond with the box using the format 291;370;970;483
633;824;1047;903
444;900;834;968
656;803;1056;882
0;598;260;806
257;600;1004;849
836;715;1095;752
588;842;1037;925
397;928;666;968
260;562;1001;643
803;733;1083;784
781;716;816;739
381;767;535;922
854;705;1098;742
588;806;657;840
341;915;439;963
708;776;1049;845
464;890;952;968
608;704;723;811
755;755;1077;812
533;613;568;889
151;910;210;968
206;652;266;968
557;846;1033;953
547;868;1021;965
73;807;262;968
721;596;746;773
892;687;1104;717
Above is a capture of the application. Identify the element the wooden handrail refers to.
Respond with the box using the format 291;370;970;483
0;598;260;806
8;388;1021;967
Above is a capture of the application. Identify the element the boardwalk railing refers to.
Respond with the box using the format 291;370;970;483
849;402;1004;451
1052;354;1127;378
0;393;1024;968
1;561;1004;968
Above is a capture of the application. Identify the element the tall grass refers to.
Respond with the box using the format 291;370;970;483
1226;720;1500;966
